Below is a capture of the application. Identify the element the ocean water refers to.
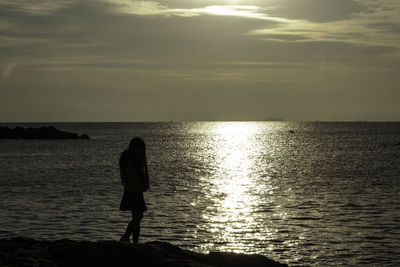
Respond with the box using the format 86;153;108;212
0;122;399;266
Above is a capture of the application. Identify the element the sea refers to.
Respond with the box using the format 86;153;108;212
0;122;399;266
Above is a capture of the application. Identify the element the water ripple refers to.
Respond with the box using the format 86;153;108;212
1;122;400;266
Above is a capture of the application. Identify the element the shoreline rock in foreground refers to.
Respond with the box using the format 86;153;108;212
0;126;90;139
0;238;288;267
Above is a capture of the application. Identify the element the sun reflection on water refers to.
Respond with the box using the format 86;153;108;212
200;122;272;253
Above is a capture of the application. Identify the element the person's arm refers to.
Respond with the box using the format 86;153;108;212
143;158;150;191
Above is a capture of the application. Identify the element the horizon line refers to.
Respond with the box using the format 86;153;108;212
1;120;400;123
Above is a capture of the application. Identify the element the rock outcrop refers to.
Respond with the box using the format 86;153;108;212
0;126;90;139
0;238;287;267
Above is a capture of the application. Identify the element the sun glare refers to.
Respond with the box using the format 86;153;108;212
200;122;264;252
195;5;264;19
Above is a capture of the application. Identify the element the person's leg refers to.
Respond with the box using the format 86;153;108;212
123;221;133;238
131;211;143;244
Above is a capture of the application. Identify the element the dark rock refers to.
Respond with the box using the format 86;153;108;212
0;126;90;139
80;134;90;139
0;238;288;267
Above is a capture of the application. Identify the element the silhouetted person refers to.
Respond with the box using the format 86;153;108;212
119;137;150;243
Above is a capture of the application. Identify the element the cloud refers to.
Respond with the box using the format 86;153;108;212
94;0;400;53
264;0;363;23
0;0;74;15
101;0;166;15
101;0;281;21
169;5;277;20
0;0;399;70
0;0;399;121
249;0;400;50
2;62;17;79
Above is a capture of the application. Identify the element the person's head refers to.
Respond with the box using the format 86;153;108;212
128;137;146;156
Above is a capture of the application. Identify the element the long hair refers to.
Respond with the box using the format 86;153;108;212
128;137;147;177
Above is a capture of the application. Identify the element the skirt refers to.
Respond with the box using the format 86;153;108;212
119;191;147;212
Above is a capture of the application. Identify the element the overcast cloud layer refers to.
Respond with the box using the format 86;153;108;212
0;0;399;121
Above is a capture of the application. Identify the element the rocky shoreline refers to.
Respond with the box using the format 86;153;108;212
0;126;89;139
0;238;288;267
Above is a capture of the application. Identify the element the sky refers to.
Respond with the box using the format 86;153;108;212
0;0;399;121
